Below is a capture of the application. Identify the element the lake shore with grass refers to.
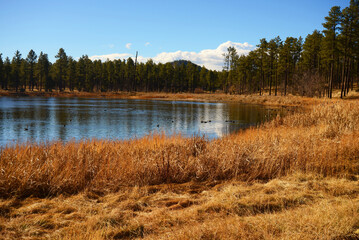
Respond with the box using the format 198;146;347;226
0;95;359;239
0;89;326;107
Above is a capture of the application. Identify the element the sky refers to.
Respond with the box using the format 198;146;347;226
0;0;350;70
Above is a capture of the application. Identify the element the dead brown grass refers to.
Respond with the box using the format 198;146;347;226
0;89;322;107
1;100;358;198
0;176;358;239
0;98;359;239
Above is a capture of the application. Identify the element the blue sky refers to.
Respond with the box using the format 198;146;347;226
0;0;350;70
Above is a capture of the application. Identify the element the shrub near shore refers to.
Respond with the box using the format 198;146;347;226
0;100;359;239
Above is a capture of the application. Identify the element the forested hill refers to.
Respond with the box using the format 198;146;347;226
171;60;202;70
0;0;358;98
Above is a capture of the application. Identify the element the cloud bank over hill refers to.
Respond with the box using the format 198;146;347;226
89;41;254;71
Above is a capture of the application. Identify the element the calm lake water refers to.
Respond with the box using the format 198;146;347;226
0;97;284;146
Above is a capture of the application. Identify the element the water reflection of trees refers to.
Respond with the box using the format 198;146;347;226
0;98;284;145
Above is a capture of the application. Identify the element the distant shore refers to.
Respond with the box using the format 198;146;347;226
0;89;325;107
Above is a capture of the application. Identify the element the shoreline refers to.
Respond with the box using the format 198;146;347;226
0;94;359;239
1;100;358;195
0;90;324;107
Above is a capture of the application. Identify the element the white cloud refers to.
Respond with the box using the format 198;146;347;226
126;43;132;49
89;41;254;70
151;41;253;70
108;44;115;49
145;42;150;47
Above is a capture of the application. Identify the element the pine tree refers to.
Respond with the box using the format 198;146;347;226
222;47;239;93
126;58;135;91
54;48;68;91
67;57;76;91
11;51;22;92
84;56;94;92
280;38;295;96
20;59;27;90
302;30;323;71
164;63;174;91
206;70;215;92
37;52;51;91
257;38;269;95
113;59;122;91
26;49;37;91
106;60;115;91
339;1;359;97
268;36;282;96
199;67;207;91
3;57;11;90
322;6;342;98
76;56;86;91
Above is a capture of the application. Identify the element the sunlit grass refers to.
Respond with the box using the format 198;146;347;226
0;90;324;107
0;98;359;239
1;100;358;198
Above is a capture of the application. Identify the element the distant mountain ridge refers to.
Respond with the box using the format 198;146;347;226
170;60;202;70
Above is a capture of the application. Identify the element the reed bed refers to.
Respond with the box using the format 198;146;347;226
1;100;358;198
1;99;359;239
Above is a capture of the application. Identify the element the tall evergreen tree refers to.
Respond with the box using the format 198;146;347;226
37;52;51;91
322;6;342;98
257;38;269;95
76;56;86;91
54;48;68;91
84;56;94;92
11;51;22;92
339;1;359;97
93;60;102;92
268;36;282;95
3;57;11;90
20;59;27;90
26;49;37;91
223;47;239;92
67;57;76;91
126;58;135;91
301;30;323;71
199;67;208;91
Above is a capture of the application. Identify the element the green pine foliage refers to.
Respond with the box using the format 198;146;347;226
0;1;358;97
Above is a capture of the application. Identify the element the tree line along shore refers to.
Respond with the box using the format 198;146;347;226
1;1;359;239
0;1;358;99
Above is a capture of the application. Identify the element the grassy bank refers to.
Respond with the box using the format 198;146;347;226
0;89;325;107
0;99;359;239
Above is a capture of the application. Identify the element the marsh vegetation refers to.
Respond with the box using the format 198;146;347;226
0;98;358;239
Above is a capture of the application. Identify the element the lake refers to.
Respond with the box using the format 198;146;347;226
0;97;284;145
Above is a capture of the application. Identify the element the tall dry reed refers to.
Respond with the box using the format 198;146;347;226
0;100;358;198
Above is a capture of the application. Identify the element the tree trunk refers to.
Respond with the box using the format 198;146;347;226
274;70;278;96
340;57;346;98
345;60;351;95
329;63;333;98
284;70;288;96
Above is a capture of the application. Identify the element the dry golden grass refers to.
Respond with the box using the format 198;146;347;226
0;89;323;107
0;176;358;239
1;100;358;198
0;98;359;239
